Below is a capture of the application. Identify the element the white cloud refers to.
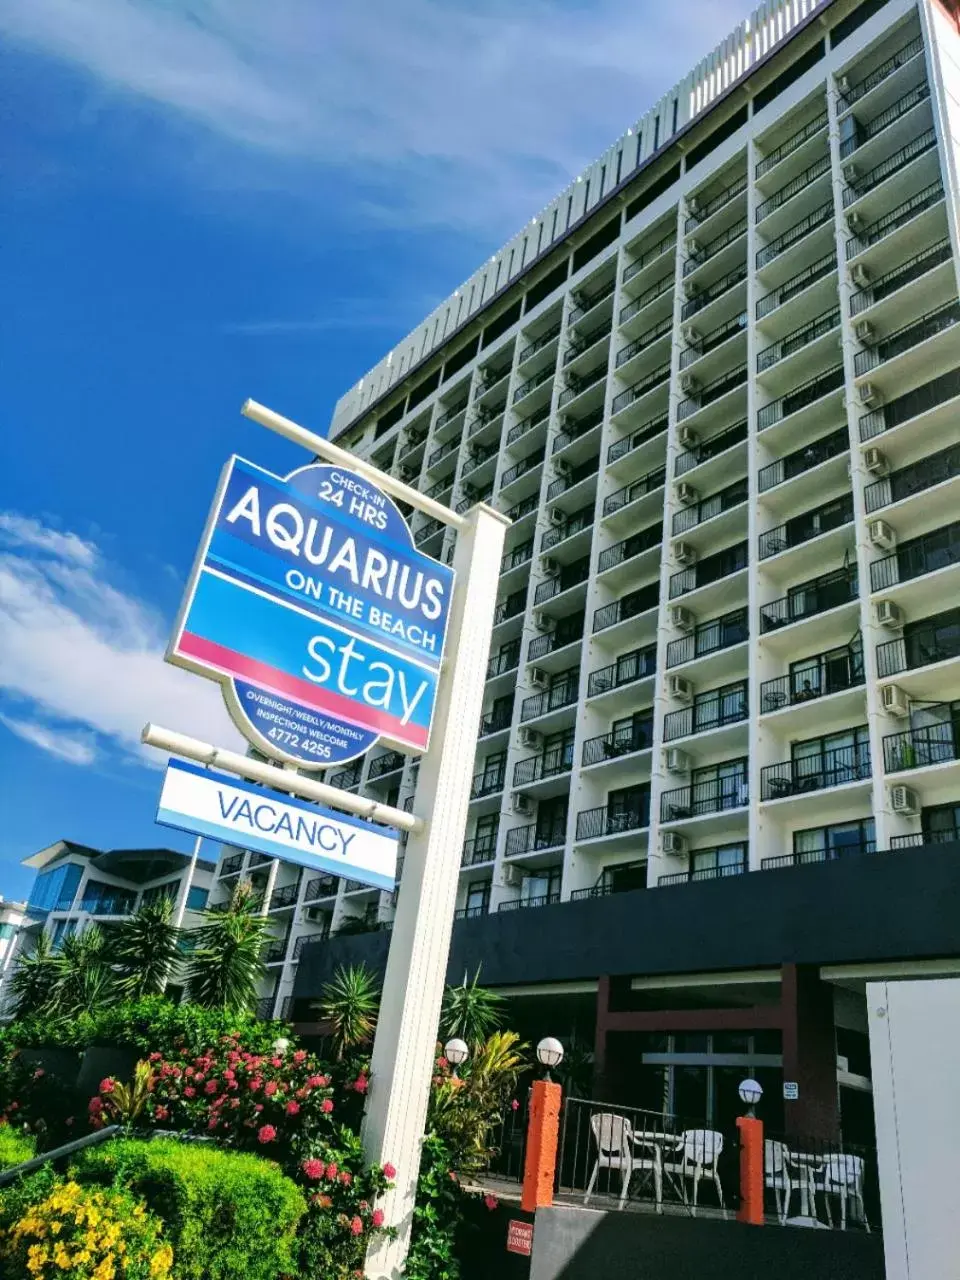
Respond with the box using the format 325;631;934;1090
0;513;97;568
0;0;748;233
0;714;97;766
0;511;245;768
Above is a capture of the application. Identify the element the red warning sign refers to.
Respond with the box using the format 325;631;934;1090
506;1218;533;1256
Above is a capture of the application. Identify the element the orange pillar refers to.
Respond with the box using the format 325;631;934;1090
520;1080;562;1212
736;1115;764;1225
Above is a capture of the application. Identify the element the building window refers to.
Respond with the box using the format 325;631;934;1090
520;866;561;903
691;758;748;810
0;923;14;940
140;881;178;909
79;879;136;916
791;726;870;786
789;637;862;701
28;863;82;916
466;881;490;914
794;820;875;863
921;803;960;843
187;887;209;912
692;842;746;879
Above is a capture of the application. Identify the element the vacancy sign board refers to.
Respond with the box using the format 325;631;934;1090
157;760;398;890
167;458;455;768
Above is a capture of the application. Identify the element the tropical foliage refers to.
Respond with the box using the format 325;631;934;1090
6;931;58;1020
440;970;504;1045
184;881;269;1012
109;898;182;998
317;965;380;1060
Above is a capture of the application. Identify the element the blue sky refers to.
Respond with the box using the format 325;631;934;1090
0;0;743;900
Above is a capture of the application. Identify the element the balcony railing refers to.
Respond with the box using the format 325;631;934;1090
756;110;828;178
884;720;960;772
305;875;338;900
841;81;932;161
756;251;836;319
479;707;512;737
662;685;748;742
576;799;650;841
501;539;534;574
598;522;661;572
676;364;748;421
436;397;469;429
497;893;561;913
607;417;668;470
842;130;937;208
864;442;960;513
558;363;607;409
759;650;863;713
329;761;362;790
462;835;497;866
569;277;616;322
553;405;604;454
507;493;541;521
593;583;659;632
660;772;748;822
414;517;444;545
890;825;960;850
850;238;953;317
678;313;747;371
506;402;551;446
682;216;747;275
846;180;944;258
263;938;289;965
423;476;454;502
757;427;848;493
513;743;574;787
859;364;960;443
501;447;545;489
870;521;960;592
675;419;747;477
611;364;671;416
493;589;527;626
855;299;960;377
293;931;329;960
762;838;876;870
513;366;555;405
518;321;562;365
618;274;673;327
615;316;673;368
665;608;748;668
269;882;299;910
541;504;594;551
622;232;676;283
680;263;748;322
660;861;745;887
454;903;489;920
219;853;243;877
582;716;654;765
756;307;840;372
534;557;591;605
756;200;832;270
756;155;831;222
587;643;658;697
668;541;748;600
487;639;521;679
672;478;747;536
684;173;747;231
527;614;585;661
757;364;844;430
505;821;568;855
565;319;612;364
464;440;499;474
761;744;871;800
569;861;647;899
546;457;599;501
758;494;853;559
839;33;923;105
470;766;506;799
368;750;405;780
760;567;858;632
603;466;666;515
427;436;460;470
879;618;960;676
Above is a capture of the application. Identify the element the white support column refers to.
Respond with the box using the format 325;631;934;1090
362;503;508;1279
172;837;203;930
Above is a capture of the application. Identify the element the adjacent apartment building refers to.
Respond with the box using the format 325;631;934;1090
216;0;960;1138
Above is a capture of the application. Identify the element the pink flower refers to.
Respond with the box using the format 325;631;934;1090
352;1075;369;1094
285;1100;300;1116
349;1216;363;1237
339;1172;352;1186
149;1052;162;1062
484;1195;498;1211
264;1081;278;1097
254;1104;264;1113
99;1078;115;1094
204;1080;217;1095
155;1106;170;1122
271;1057;282;1068
257;1124;277;1144
184;1087;196;1098
292;1049;307;1064
32;1068;45;1080
302;1158;324;1181
88;1097;103;1114
437;1057;449;1070
249;1079;262;1093
207;1118;218;1131
382;1163;396;1180
372;1209;385;1228
325;1163;338;1180
321;1099;334;1114
511;1099;520;1111
223;1069;235;1081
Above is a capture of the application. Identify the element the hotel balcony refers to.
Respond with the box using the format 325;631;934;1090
582;714;654;768
593;582;660;640
757;426;849;499
426;434;461;476
619;274;674;335
869;520;960;613
606;413;668;475
470;764;506;801
462;438;499;481
519;669;579;725
497;890;562;914
755;154;831;251
859;365;960;447
527;612;585;667
304;875;338;902
662;680;749;745
478;704;513;740
541;503;594;555
682;218;747;292
506;401;551;449
668;539;748;610
610;363;671;423
329;760;362;792
487;638;521;683
533;555;591;608
504;820;568;858
755;250;837;324
660;770;749;824
586;643;658;701
756;362;845;440
602;465;666;526
267;880;299;911
761;834;876;871
755;198;833;278
512;742;574;791
845;178;944;267
876;607;960;682
684;172;747;237
516;320;562;374
462;835;497;868
569;859;647;900
575;797;650;844
557;361;608;414
512;364;555;409
621;230;676;292
759;642;865;726
755;306;841;389
760;566;859;638
838;32;924;110
680;262;747;326
760;743;871;802
499;446;545;502
758;494;854;572
367;750;405;782
219;853;243;878
675;363;748;430
665;607;749;683
841;77;932;166
596;522;661;588
499;537;534;580
493;588;527;629
672;477;747;538
569;276;616;326
677;311;747;379
546;456;599;506
755;109;827;182
855;292;960;387
841;129;938;223
658;846;746;887
883;720;960;774
864;441;960;515
614;315;671;381
564;318;611;370
674;419;748;482
849;238;953;324
552;405;604;461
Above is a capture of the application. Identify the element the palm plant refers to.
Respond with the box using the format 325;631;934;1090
440;969;504;1045
6;928;59;1018
429;1030;526;1172
52;924;115;1016
184;880;269;1013
108;897;181;998
317;964;380;1059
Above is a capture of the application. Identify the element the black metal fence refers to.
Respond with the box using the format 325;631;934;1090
761;1131;879;1231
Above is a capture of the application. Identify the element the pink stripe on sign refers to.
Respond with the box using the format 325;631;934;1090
177;632;430;749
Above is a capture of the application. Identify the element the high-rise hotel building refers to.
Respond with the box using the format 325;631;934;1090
222;0;960;1134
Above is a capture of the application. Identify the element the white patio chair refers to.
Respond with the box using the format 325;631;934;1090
661;1128;724;1215
820;1153;869;1231
583;1112;662;1211
764;1138;802;1224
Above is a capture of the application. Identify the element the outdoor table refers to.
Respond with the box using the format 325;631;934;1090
786;1149;827;1223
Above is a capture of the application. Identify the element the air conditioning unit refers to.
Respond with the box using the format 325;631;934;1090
532;610;553;632
842;162;860;185
530;667;550;690
876;599;904;629
669;675;694;703
687;196;701;216
881;684;910;717
502;864;524;888
868;518;896;550
548;508;565;527
676;481;699;506
890;784;919;816
674;540;697;565
510;792;535;817
850;263;871;289
837;74;851;94
556;460;573;479
677;424;700;449
662;831;688;855
671;605;696;632
570;291;585;310
399;466;416;483
863;447;887;475
679;373;701;395
558;414;574;432
846;210;864;232
682;325;703;349
683;279;702;300
541;557;561;577
855;320;878;347
518;727;543;750
687;239;704;261
664;748;690;774
858;382;881;408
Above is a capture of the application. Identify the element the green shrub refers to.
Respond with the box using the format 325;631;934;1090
0;1128;34;1171
73;1137;306;1280
83;996;289;1057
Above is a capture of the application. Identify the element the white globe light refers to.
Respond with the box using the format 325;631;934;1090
738;1078;763;1105
537;1037;564;1069
444;1038;469;1067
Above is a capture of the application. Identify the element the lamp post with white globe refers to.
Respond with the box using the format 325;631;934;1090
537;1037;564;1082
738;1077;764;1118
444;1038;469;1078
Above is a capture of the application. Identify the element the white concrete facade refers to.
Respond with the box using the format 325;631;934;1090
219;0;960;1018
